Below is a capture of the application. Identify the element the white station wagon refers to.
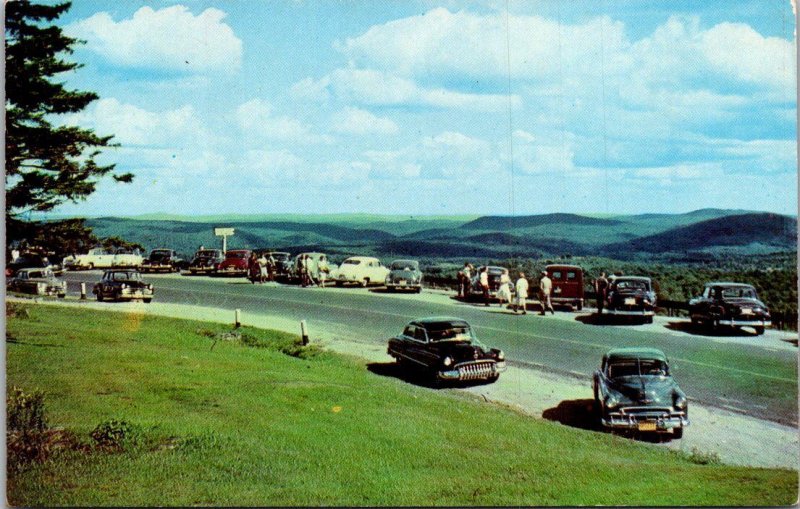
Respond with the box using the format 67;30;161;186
335;256;390;287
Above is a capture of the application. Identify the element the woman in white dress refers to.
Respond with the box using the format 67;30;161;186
497;268;512;307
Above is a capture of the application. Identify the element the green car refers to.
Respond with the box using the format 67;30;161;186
593;348;689;438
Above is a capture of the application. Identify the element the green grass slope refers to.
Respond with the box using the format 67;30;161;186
6;303;797;506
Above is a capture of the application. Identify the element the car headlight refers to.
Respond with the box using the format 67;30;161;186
605;393;620;409
385;276;391;283
121;284;128;289
443;356;453;367
674;395;688;409
496;350;505;361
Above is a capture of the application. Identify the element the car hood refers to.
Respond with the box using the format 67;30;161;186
435;341;496;363
608;376;677;405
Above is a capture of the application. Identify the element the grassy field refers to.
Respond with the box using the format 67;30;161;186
6;303;797;506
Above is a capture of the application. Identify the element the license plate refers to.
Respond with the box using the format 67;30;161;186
741;308;753;315
399;281;407;286
638;421;657;431
625;298;636;306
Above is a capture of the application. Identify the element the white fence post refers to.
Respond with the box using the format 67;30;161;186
300;320;309;345
80;282;87;300
234;309;241;328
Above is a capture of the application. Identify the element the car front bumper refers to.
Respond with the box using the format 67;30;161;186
118;288;154;300
602;408;688;431
606;309;655;316
718;319;771;327
386;281;421;290
438;360;506;381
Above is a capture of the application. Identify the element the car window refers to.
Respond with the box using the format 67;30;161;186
608;359;668;378
29;271;43;278
615;280;649;291
427;326;472;342
552;271;562;280
567;271;577;280
721;287;757;299
403;326;415;338
342;259;360;265
413;327;428;342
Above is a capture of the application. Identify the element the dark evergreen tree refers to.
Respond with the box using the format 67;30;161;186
5;1;132;243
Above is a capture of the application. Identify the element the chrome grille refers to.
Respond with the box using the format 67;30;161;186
457;361;496;380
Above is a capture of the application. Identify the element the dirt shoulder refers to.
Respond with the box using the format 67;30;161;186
10;296;799;470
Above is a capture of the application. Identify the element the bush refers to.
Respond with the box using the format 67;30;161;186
6;302;31;319
7;386;49;473
91;419;141;451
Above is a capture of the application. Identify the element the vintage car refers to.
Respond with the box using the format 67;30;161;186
71;247;116;270
593;348;688;438
188;249;224;274
93;269;153;303
385;259;423;292
469;265;513;299
7;268;66;297
688;282;771;335
269;251;293;279
335;256;388;287
606;276;657;323
216;250;251;276
546;264;584;310
291;252;334;283
112;248;143;268
6;253;62;277
387;317;506;384
140;249;183;273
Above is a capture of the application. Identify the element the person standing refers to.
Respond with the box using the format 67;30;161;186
461;262;473;299
514;272;529;314
497;268;512;308
479;266;490;307
257;252;268;283
266;253;276;282
539;270;554;315
300;255;309;287
594;271;608;314
318;257;329;288
248;253;260;284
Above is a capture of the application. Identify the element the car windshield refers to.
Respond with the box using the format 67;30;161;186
426;325;474;342
342;259;361;265
108;272;142;282
391;261;418;270
614;280;650;291
197;250;218;257
720;286;757;299
226;252;247;259
608;358;669;378
272;253;290;261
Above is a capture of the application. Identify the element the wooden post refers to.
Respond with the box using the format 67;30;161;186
300;320;309;345
80;282;87;300
234;309;241;328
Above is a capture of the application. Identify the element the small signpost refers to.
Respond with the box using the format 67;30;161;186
214;227;235;254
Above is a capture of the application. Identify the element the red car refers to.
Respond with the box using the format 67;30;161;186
545;264;584;311
216;250;251;276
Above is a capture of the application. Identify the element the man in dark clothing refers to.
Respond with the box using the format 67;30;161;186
595;272;608;314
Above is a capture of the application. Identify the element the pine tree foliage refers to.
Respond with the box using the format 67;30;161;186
5;0;132;219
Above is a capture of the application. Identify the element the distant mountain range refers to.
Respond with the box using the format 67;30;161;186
83;209;797;262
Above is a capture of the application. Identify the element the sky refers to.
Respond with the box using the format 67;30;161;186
38;0;798;218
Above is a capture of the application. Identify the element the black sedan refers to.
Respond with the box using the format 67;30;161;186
387;317;505;384
141;249;183;273
93;270;154;303
593;348;688;438
688;282;771;335
605;276;657;323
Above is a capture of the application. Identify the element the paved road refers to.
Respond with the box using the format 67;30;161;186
63;271;798;426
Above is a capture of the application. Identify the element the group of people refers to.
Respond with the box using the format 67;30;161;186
247;252;277;284
457;263;556;316
298;254;330;288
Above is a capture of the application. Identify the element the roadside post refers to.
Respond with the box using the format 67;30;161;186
235;309;241;328
300;320;309;345
214;227;235;254
80;282;87;300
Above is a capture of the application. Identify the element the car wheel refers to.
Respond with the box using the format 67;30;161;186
673;427;684;439
576;301;583;311
335;281;343;287
88;263;94;270
143;298;152;304
414;288;421;294
754;326;765;336
361;278;369;288
645;316;654;324
96;292;103;302
387;286;395;292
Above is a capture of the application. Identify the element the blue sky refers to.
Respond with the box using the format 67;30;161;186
44;0;798;217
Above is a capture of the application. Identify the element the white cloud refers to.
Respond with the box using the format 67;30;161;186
64;97;208;147
236;99;332;143
295;68;520;111
67;6;242;73
332;107;399;135
509;130;576;175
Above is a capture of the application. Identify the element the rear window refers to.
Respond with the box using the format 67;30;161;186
342;259;361;265
567;271;577;280
552;271;562;279
226;252;247;259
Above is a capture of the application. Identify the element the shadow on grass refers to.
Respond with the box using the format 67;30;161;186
366;361;497;390
543;398;679;443
664;321;759;337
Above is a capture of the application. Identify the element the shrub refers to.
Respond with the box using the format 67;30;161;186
7;387;48;473
91;419;141;451
6;303;30;319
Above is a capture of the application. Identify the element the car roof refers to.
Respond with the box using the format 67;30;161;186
605;348;667;362
345;256;378;261
226;249;250;253
390;259;418;265
610;276;651;282
705;282;755;288
410;316;471;328
546;264;582;270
